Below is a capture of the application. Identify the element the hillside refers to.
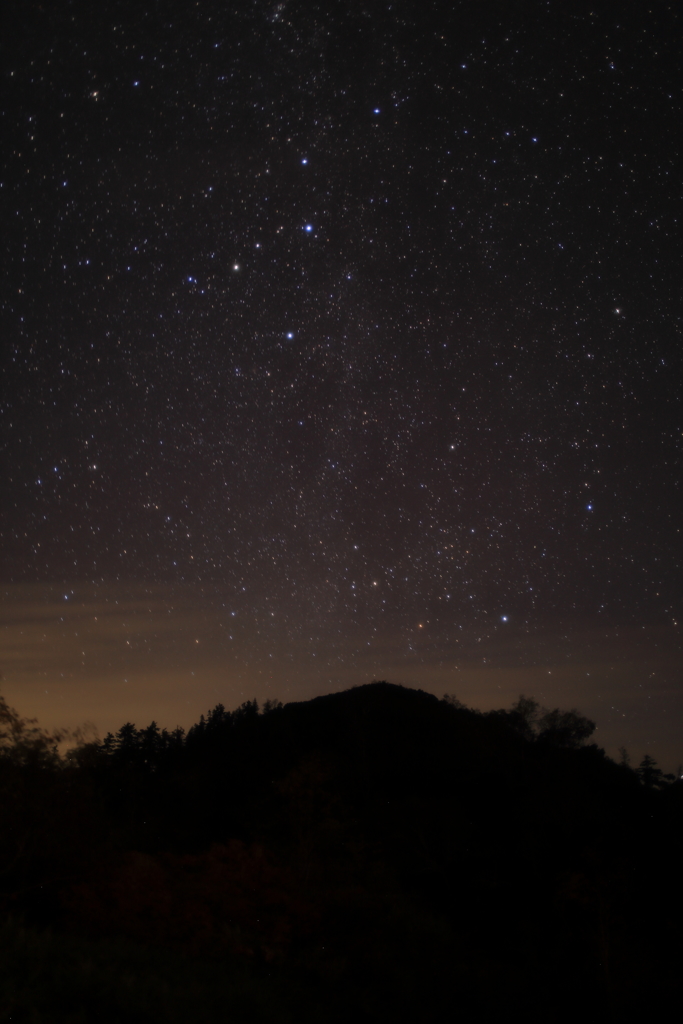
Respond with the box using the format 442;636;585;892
1;682;681;1022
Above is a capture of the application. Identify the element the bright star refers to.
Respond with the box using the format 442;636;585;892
304;224;313;232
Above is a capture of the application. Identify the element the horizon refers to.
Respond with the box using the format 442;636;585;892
1;5;680;777
2;580;679;771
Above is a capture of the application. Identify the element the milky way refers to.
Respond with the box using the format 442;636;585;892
1;3;680;763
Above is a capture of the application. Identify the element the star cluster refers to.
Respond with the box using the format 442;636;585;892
1;3;680;725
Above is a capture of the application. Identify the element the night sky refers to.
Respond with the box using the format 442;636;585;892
1;2;680;767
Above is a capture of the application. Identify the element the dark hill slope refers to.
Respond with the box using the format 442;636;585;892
3;682;682;1022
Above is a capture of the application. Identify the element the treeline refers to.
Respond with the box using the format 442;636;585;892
0;682;682;1022
71;691;674;790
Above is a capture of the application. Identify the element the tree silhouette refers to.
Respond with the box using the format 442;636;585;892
1;682;682;1022
0;692;65;766
512;694;541;734
536;707;596;748
637;754;675;787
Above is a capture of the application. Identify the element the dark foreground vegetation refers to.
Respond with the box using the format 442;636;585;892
1;682;681;1022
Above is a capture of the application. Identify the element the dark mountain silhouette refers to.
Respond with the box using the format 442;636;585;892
1;682;681;1022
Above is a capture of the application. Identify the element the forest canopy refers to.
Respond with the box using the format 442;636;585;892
0;681;681;1023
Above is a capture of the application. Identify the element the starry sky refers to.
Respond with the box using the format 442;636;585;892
1;2;681;766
